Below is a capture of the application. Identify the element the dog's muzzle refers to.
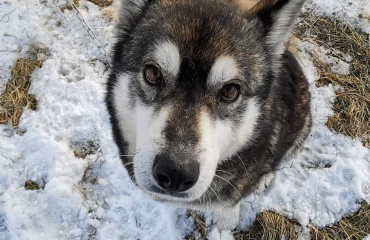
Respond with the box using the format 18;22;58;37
152;153;200;193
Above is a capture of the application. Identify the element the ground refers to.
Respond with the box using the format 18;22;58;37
0;0;369;239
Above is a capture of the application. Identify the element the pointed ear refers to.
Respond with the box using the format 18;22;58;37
250;0;304;56
116;0;156;39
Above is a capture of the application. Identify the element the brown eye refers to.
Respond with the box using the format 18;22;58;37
220;84;240;103
144;64;162;85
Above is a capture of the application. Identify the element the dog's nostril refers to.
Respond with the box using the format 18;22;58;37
157;173;170;183
156;173;171;188
179;180;196;192
182;180;195;187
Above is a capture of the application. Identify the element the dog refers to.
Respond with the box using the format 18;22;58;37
106;0;311;230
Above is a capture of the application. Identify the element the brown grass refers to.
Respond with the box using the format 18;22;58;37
235;211;298;240
310;202;370;240
60;0;80;12
60;0;112;11
233;202;370;240
184;212;207;240
25;180;40;191
0;50;43;128
295;12;370;147
87;0;113;8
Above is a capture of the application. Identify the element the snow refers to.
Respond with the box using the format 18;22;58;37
307;0;370;33
0;0;369;239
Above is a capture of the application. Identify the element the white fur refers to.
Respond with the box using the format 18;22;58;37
113;73;170;189
133;105;171;189
113;73;137;153
192;98;261;202
208;55;241;86
153;41;181;77
198;98;261;160
212;202;241;230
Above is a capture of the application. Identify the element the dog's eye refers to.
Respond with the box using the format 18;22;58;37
220;84;240;103
144;64;162;85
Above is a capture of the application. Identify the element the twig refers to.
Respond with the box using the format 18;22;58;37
0;8;15;23
68;0;111;67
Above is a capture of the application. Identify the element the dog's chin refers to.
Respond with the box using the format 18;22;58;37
138;184;203;203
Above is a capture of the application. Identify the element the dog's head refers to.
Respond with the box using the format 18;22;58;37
107;0;304;203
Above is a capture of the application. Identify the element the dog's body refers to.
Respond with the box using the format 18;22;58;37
106;0;311;229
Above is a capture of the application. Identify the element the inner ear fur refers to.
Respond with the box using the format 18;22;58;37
249;0;305;57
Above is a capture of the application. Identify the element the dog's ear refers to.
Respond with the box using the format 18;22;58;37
116;0;157;39
250;0;304;57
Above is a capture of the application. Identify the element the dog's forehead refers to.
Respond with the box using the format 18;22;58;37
158;0;251;58
150;1;259;84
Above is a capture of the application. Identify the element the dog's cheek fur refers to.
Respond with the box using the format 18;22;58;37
133;105;170;189
113;73;171;188
195;98;261;193
112;73;136;151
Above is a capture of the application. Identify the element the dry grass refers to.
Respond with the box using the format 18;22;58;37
233;202;370;240
310;202;370;240
25;180;40;191
87;0;113;8
184;212;207;240
234;211;298;240
295;12;370;147
60;0;80;12
60;0;112;11
0;50;44;128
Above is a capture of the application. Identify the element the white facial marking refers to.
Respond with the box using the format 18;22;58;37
113;73;136;152
113;72;170;189
154;41;181;77
208;56;240;86
198;98;261;160
133;105;170;189
194;98;261;200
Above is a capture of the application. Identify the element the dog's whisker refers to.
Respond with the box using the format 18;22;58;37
216;169;234;176
121;151;139;158
214;174;242;198
209;183;223;206
123;162;134;167
236;153;249;173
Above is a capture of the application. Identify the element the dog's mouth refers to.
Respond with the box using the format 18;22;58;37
143;184;195;202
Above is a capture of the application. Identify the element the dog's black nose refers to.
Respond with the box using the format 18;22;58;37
153;154;199;193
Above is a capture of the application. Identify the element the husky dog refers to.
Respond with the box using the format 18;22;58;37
106;0;311;230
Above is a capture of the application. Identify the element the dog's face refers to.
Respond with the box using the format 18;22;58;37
108;0;305;204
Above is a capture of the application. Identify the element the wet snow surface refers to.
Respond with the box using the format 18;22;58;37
0;0;369;239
